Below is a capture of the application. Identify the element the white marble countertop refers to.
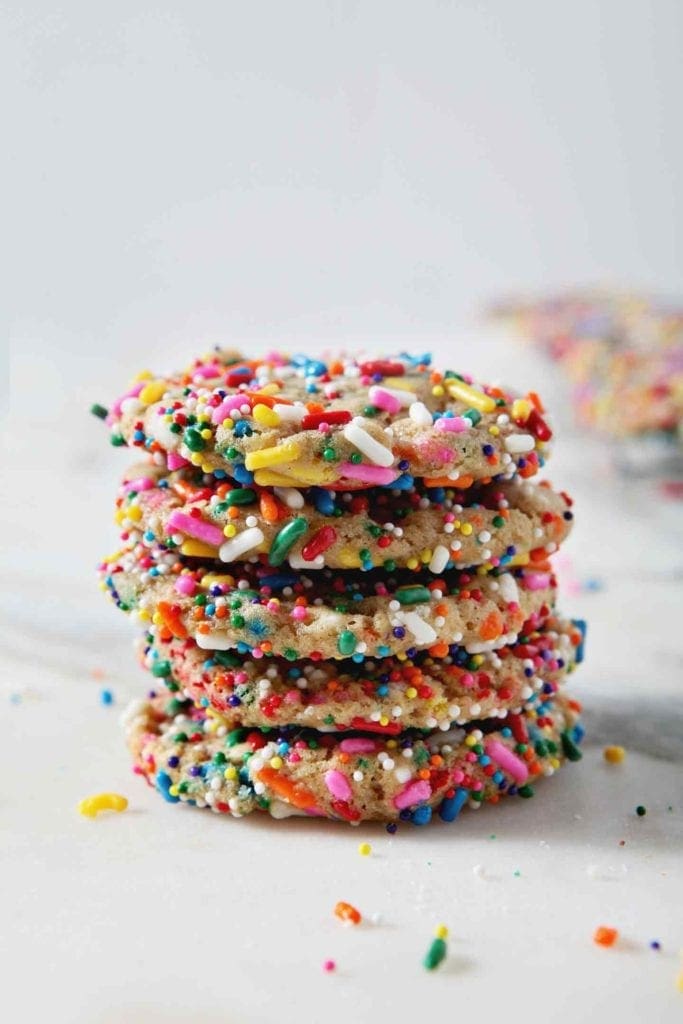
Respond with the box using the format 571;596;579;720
2;332;682;1024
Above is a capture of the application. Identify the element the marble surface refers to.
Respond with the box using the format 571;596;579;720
2;332;682;1024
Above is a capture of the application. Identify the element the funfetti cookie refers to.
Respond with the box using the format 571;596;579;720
116;463;573;573
138;616;582;732
99;349;552;488
100;546;557;660
124;686;583;824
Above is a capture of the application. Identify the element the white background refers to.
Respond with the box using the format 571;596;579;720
2;4;683;1023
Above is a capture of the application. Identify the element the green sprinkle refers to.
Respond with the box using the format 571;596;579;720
492;515;505;528
323;447;337;461
463;408;481;425
110;433;126;447
337;630;358;656
517;784;535;799
223;488;256;506
214;651;241;668
231;614;245;628
283;648;298;661
225;447;240;460
90;403;108;419
152;660;172;678
363;405;378;417
423;937;447;971
636;805;646;817
383;559;396;572
349;452;362;464
212;752;227;765
560;731;582;762
395;585;432;605
169;422;182;434
226;729;246;747
183;426;206;452
268;516;308;566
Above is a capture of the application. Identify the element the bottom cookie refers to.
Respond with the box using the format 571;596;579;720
124;687;583;825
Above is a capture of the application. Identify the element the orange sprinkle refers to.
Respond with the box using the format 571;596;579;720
156;602;188;639
593;926;618;947
259;491;281;524
334;901;361;925
428;641;449;658
256;767;319;811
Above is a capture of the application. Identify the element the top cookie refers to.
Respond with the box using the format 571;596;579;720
101;349;553;488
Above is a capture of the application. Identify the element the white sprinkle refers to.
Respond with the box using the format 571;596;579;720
396;611;437;645
273;486;304;509
504;433;535;454
273;403;305;423
409;401;433;426
497;572;520;605
429;544;450;574
343;418;395;467
219;527;265;562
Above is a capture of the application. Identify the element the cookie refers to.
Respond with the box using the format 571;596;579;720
124;686;583;823
139;616;582;732
100;349;553;488
117;462;573;573
100;547;557;659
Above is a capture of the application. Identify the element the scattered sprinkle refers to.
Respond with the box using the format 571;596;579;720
603;745;625;764
100;689;114;706
424;925;449;970
636;805;647;817
358;842;372;857
593;926;619;947
78;793;128;818
334;901;361;925
323;960;336;972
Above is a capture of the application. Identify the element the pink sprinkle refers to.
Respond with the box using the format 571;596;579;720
485;740;529;783
167;452;189;470
393;779;432;810
522;571;551;591
339;738;379;754
124;476;155;492
166;510;224;547
368;386;402;414
435;416;470;433
252;647;264;659
460;673;475;688
192;363;222;380
324;769;353;801
451;769;465;784
338;463;399;485
212;394;249;425
323;959;336;972
111;381;145;417
175;576;197;597
234;672;248;684
291;606;307;621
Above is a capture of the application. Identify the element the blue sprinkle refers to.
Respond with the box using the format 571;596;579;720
412;805;432;826
571;619;587;663
100;689;114;706
311;488;336;516
232;463;254;485
439;787;469;822
156;771;179;803
383;473;414;490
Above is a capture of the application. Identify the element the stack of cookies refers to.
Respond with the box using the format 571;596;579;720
95;349;585;826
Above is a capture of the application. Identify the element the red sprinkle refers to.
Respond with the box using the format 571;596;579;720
301;526;338;561
359;360;405;377
301;410;352;430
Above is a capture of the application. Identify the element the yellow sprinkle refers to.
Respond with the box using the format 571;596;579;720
488;425;500;436
465;735;477;748
200;428;212;440
512;398;532;422
133;369;154;382
180;539;220;558
137;608;151;622
336;547;361;568
139;379;167;405
254;383;281;396
222;418;235;429
358;842;372;856
127;505;142;522
406;556;419;570
386;739;398;749
224;766;238;780
604;745;625;764
506;552;530;567
379;716;389;726
432;385;445;398
200;463;214;474
189;452;203;466
245;441;302;470
200;573;236;588
169;784;180;797
269;756;284;769
435;924;449;940
396;651;408;662
383;377;416;391
550;757;560;770
152;611;163;626
78;793;128;818
253;403;281;427
420;549;432;564
406;687;418;699
223;524;237;538
446;380;496;413
460;523;473;536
